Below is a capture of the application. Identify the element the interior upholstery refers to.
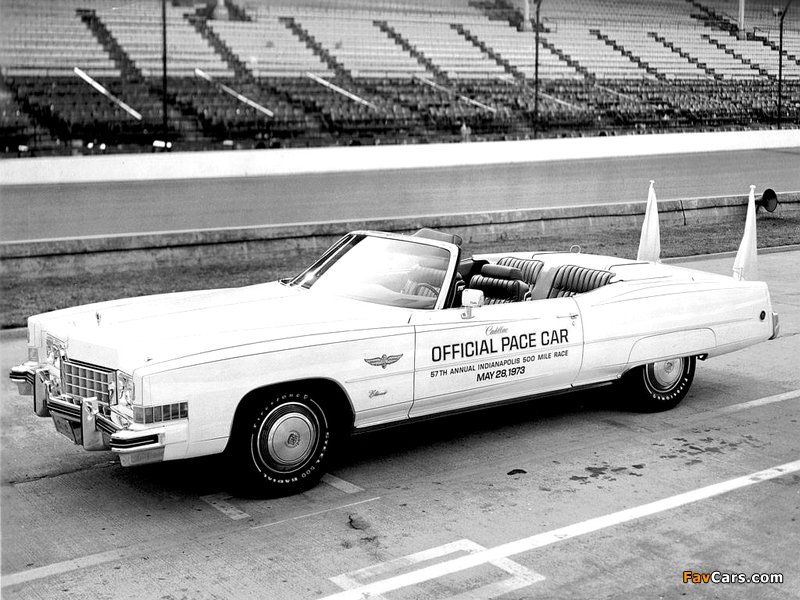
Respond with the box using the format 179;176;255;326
458;258;488;283
469;264;529;304
497;257;545;288
402;264;446;297
546;264;614;298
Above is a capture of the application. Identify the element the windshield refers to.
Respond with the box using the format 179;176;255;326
289;234;455;309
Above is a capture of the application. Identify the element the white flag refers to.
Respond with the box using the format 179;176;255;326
733;185;758;281
637;180;661;262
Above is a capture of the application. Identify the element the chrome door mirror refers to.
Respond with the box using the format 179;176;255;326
461;289;484;319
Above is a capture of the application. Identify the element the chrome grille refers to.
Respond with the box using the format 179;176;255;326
62;360;113;404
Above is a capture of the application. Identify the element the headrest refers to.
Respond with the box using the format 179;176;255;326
481;264;524;280
412;228;463;247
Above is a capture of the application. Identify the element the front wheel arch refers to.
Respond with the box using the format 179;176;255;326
225;379;353;497
227;379;353;448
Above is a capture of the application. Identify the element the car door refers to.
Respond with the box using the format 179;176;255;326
409;297;583;418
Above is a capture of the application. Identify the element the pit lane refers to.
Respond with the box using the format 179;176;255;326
2;249;798;599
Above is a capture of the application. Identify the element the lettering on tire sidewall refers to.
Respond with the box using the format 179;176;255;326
647;375;688;402
644;359;692;403
248;391;330;484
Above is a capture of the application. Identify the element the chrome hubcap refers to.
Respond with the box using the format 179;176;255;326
257;403;318;471
647;359;683;392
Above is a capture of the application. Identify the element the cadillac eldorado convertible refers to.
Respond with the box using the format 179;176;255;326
9;228;779;496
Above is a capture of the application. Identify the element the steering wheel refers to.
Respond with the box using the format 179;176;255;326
412;282;439;297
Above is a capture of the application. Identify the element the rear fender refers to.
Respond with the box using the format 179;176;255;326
628;329;715;366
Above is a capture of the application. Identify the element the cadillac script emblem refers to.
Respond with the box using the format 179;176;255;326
364;354;403;369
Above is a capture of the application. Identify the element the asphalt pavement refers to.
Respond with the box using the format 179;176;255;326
1;248;798;599
2;146;799;241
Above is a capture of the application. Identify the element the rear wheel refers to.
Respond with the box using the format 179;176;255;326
623;356;696;412
230;387;338;497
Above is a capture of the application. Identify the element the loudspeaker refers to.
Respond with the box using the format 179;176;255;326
756;188;778;213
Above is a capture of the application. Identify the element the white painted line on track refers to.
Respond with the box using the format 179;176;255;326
1;549;130;588
1;498;383;589
200;493;252;520
250;496;381;530
322;474;365;494
317;459;800;600
331;539;544;600
716;389;800;414
3;392;795;591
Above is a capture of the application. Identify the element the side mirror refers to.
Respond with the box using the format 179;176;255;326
461;289;484;319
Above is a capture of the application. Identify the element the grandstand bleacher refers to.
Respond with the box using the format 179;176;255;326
0;0;797;157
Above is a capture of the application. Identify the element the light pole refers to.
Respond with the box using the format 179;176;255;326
776;0;793;129
533;0;542;139
162;0;168;139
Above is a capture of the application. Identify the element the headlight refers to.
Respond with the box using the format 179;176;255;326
45;335;65;369
113;371;135;408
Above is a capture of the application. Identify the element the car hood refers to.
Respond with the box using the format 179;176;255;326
33;282;412;370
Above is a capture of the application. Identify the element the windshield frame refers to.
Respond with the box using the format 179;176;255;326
288;231;461;311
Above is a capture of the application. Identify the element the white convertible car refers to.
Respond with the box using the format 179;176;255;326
10;228;779;496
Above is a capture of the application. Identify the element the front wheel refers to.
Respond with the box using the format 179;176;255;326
622;356;696;412
230;388;337;497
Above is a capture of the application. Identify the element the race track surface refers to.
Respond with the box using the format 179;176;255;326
2;249;798;599
2;146;799;242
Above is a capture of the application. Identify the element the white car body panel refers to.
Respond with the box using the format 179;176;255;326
409;297;582;417
575;276;773;384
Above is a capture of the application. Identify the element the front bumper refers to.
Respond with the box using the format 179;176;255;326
770;311;780;340
11;362;52;417
9;362;35;396
9;362;184;466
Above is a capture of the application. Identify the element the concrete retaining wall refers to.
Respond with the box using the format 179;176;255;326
2;130;797;278
3;191;797;278
2;129;799;186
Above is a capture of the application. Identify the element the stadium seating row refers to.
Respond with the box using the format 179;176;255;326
0;0;797;156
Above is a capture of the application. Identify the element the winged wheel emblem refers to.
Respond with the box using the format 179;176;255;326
364;354;403;369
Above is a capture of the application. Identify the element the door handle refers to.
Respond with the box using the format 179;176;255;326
558;313;579;320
